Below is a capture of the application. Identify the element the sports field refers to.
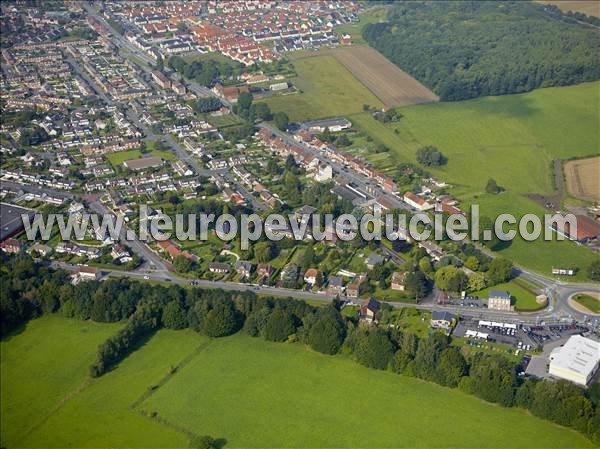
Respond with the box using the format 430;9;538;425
564;156;600;202
331;45;439;108
2;318;594;449
261;54;383;122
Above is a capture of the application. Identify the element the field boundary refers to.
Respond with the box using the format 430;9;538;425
286;45;439;108
14;377;93;446
131;339;214;409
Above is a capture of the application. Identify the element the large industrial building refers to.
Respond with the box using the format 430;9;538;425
548;335;600;386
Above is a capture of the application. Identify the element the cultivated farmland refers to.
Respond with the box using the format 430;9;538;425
331;45;439;108
564;156;600;202
536;1;600;17
261;54;383;122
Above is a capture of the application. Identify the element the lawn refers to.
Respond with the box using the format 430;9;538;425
351;82;599;277
572;293;600;313
107;149;142;167
106;149;175;168
142;333;593;449
10;324;205;448
473;279;542;311
261;54;383;122
0;316;121;448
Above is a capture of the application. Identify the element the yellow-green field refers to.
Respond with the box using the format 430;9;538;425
2;317;594;449
261;54;383;122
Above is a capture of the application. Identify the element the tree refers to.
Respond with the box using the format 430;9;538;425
162;300;187;329
155;55;164;72
416;145;445;167
237;92;253;110
467;272;487;292
255;241;276;263
587;259;600;281
354;329;395;370
299;245;314;270
193;97;222;113
243;307;271;337
308;310;346;355
448;270;468;293
418;256;433;274
486;257;513;286
173;255;192;273
434;266;459;291
464;256;479;271
404;270;430;300
263;308;296;341
413;332;448;381
463;354;516;407
273;111;289;131
190;435;217;449
485;178;501;194
202;302;238;337
437;346;467;387
251;102;272;121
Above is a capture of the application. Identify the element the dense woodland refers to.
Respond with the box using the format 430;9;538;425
1;254;599;444
363;1;600;100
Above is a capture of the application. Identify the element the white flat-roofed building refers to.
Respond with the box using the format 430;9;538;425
549;335;600;386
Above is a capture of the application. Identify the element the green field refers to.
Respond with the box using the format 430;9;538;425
0;317;121;447
572;293;600;313
3;318;595;448
107;149;175;168
474;279;542;311
143;333;592;449
261;55;383;122
350;82;599;277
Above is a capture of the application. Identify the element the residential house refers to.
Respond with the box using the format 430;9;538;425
257;263;273;279
327;276;344;295
488;290;513;311
359;298;380;324
404;191;434;211
346;282;360;298
303;268;319;285
430;311;457;331
235;260;253;278
366;252;385;270
209;262;230;274
391;271;407;291
0;238;22;254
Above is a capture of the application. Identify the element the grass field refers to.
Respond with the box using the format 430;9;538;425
261;54;383;122
350;82;599;277
107;149;175;168
2;320;595;448
0;317;121;448
572;292;600;313
142;333;593;449
1;316;205;448
564;156;600;202
331;45;439;108
474;280;543;311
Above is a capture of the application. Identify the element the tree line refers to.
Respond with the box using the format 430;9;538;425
363;1;600;101
1;254;598;444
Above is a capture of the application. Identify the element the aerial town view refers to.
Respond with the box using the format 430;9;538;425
1;1;599;448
